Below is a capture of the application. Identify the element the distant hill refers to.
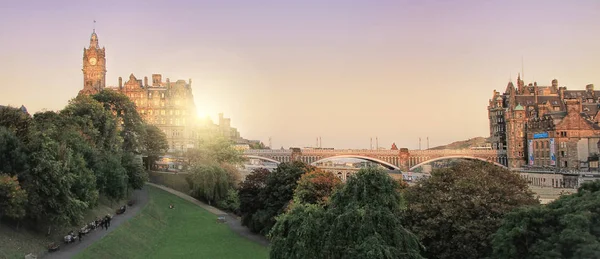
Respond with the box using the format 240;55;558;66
429;137;490;150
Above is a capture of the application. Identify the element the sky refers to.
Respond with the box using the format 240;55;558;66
1;0;600;149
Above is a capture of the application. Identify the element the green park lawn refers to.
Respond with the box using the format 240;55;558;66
74;185;269;259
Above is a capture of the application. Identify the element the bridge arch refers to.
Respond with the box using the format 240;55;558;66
311;155;401;170
243;155;281;164
409;155;507;171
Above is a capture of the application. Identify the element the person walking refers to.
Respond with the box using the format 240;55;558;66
78;230;82;242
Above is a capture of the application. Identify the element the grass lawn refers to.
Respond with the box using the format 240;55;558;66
74;185;269;259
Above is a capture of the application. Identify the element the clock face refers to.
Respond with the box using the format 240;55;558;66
89;57;97;65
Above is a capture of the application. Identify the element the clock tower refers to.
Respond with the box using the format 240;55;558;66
80;30;107;95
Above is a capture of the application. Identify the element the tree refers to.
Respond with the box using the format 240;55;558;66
293;169;342;206
60;95;121;151
0;126;28;176
249;141;269;149
142;124;168;170
403;161;538;259
31;111;100;207
239;168;270;230
0;174;27;220
269;203;328;259
217;189;241;214
491;180;600;259
188;135;243;166
92;90;145;152
220;162;242;186
270;167;424;259
22;130;89;231
242;161;315;235
0;105;31;140
96;152;128;202
186;164;233;205
122;152;147;191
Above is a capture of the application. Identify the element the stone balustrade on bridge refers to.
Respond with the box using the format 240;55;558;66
243;148;508;172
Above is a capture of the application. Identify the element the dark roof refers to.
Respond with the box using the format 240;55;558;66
563;90;600;99
538;96;561;106
582;103;600;116
515;96;536;106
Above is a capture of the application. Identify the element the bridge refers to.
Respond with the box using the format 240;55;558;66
242;148;507;172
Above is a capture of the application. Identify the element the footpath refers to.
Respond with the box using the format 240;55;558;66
42;187;150;259
146;183;270;247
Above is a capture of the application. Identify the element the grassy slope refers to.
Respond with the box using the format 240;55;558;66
429;137;490;150
74;185;268;259
0;196;130;259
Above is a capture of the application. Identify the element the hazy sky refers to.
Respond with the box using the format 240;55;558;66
1;0;600;149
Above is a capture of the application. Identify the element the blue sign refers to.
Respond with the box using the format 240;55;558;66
533;132;549;139
550;138;556;166
528;140;534;165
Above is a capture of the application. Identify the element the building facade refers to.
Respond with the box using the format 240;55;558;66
79;31;197;152
117;74;197;152
489;74;600;170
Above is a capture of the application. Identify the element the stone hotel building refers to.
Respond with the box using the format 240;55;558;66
489;74;600;172
78;30;198;152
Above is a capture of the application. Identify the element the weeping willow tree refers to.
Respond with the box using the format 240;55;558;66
269;167;424;259
187;164;234;205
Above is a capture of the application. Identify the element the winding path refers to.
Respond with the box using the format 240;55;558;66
42;187;150;259
146;183;270;247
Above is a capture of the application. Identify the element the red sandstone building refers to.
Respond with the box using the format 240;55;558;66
78;30;244;152
489;75;600;172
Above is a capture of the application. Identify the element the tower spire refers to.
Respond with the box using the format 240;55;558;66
93;20;96;33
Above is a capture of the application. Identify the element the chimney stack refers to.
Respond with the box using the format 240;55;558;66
144;76;148;87
118;77;122;88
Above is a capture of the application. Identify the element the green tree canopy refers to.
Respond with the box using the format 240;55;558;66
188;135;243;166
0;174;27;220
122;152;147;191
22;129;89;229
492;180;600;259
403;161;538;259
240;162;313;235
61;95;121;151
270;167;424;259
92;90;145;152
239;168;270;230
142;124;168;169
0;126;28;176
187;164;235;205
0;106;31;140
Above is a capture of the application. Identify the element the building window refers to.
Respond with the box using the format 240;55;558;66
161;110;166;115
